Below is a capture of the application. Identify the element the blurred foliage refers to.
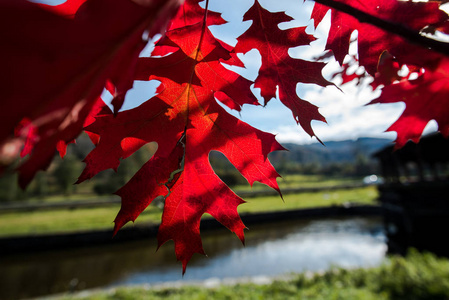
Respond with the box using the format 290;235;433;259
59;250;449;300
293;249;449;300
0;134;156;202
53;154;82;195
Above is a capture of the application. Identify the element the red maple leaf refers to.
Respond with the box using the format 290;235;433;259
370;58;449;148
0;0;181;187
81;1;284;272
235;1;332;141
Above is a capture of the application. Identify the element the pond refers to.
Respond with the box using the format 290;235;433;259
0;216;386;300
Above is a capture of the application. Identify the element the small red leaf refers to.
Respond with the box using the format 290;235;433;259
235;1;331;139
370;58;449;147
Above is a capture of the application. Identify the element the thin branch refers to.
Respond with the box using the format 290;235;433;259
312;0;449;57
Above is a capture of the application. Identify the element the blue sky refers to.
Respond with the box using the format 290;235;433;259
33;0;440;144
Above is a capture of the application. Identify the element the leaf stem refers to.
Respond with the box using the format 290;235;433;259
311;0;449;57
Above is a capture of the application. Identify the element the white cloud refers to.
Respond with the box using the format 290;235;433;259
237;81;404;144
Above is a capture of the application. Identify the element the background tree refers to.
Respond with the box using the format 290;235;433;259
53;154;82;195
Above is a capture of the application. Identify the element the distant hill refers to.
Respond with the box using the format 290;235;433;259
271;137;392;166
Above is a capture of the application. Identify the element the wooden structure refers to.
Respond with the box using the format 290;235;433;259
373;133;449;256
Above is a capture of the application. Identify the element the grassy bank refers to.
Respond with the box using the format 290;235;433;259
0;186;378;237
0;174;378;237
56;250;449;300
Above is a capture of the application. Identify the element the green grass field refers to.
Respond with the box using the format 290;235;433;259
0;175;378;237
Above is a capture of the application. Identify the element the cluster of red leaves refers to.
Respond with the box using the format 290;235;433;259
313;0;449;147
1;0;449;272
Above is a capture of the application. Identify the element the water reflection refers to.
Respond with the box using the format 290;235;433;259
0;217;386;300
116;217;386;285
